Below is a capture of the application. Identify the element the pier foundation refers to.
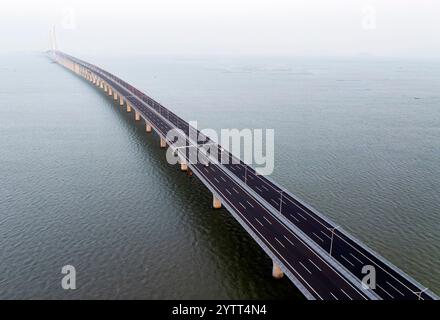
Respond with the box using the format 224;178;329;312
272;261;284;279
160;137;167;148
146;123;152;133
213;195;222;209
135;111;141;121
113;92;118;100
120;96;124;106
180;160;188;171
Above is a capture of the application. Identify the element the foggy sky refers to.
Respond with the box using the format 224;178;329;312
0;0;439;58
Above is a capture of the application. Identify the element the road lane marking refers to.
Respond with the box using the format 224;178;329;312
262;216;272;225
296;211;308;220
239;202;247;210
261;185;269;191
225;188;232;195
299;262;312;275
320;230;332;239
254;186;263;192
283;235;295;247
220;176;226;182
232;187;239;194
330;292;339;300
274;237;286;248
386;281;405;296
312;232;324;242
255;218;264;227
270;199;279;206
340;289;353;300
377;284;394;299
246;200;254;208
349;252;364;264
340;255;355;267
308;259;322;272
289;214;300;222
214;177;220;183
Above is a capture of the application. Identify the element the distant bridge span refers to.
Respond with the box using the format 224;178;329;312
49;50;438;300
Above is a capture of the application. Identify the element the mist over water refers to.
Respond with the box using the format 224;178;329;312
0;52;439;298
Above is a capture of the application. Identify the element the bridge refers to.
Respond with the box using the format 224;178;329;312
48;50;438;300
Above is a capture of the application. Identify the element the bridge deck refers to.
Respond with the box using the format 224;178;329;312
50;50;438;301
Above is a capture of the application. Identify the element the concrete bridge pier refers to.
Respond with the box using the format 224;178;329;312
104;84;108;92
272;261;284;279
108;87;113;96
100;81;104;89
146;123;152;133
160;137;167;148
213;195;222;209
113;91;118;101
135;111;141;121
126;104;132;112
119;96;124;106
180;159;188;171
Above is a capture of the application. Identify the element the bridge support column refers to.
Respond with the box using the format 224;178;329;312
126;104;132;112
272;261;284;279
120;96;124;106
135;111;140;121
213;195;222;209
160;137;167;148
100;81;104;89
95;79;100;87
180;159;188;171
108;87;113;95
146;123;152;133
104;84;108;92
113;92;118;100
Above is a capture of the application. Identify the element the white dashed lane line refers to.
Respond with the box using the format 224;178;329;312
330;292;339;300
262;216;272;225
320;230;332;240
274;237;286;248
340;255;355;267
349;252;364;264
386;281;405;296
340;289;353;300
308;259;322;272
283;235;296;247
312;232;324;242
246;200;254;208
255;218;264;227
289;214;300;222
377;284;394;299
299;261;312;275
238;202;247;210
296;211;308;220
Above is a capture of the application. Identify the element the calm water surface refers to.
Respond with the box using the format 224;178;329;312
0;53;439;299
